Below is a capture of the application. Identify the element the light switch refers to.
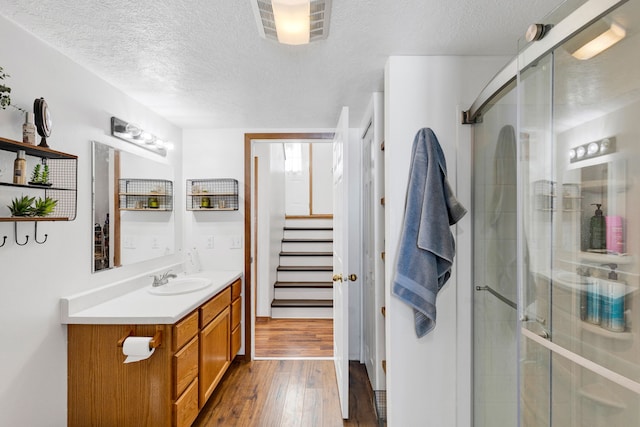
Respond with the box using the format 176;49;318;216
230;235;242;249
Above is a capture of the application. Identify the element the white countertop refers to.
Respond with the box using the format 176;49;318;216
61;270;242;325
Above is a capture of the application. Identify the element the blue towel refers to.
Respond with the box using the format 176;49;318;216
392;128;467;337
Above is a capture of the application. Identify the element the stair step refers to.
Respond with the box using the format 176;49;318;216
283;228;333;239
286;218;333;228
283;227;333;231
279;251;333;256
277;266;332;271
282;239;333;252
271;299;333;308
282;238;333;243
275;281;333;288
278;251;333;267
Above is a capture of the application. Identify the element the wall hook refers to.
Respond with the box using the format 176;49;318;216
14;222;29;246
34;222;48;244
0;235;7;247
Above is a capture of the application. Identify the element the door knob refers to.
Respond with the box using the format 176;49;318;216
332;274;343;282
347;274;357;281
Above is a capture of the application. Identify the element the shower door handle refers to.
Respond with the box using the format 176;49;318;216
522;318;550;340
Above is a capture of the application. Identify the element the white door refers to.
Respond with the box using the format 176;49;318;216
332;106;350;419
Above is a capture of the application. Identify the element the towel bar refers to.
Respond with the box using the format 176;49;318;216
475;285;517;310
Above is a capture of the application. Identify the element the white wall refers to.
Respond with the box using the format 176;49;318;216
384;56;508;427
0;15;183;427
311;142;333;214
254;143;286;317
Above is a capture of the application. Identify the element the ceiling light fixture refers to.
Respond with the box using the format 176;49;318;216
571;22;626;60
251;0;331;45
111;117;173;156
569;137;615;164
272;0;310;45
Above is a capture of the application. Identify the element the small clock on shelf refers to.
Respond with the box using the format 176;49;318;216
34;97;52;147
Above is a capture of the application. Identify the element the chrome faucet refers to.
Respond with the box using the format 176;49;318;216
152;270;178;287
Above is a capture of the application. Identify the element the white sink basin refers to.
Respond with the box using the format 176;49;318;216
148;277;212;295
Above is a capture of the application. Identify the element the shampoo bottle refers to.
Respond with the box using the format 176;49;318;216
586;275;602;325
589;203;606;251
600;264;626;332
13;150;26;185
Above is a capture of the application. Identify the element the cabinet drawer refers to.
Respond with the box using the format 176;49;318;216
174;336;199;399
231;297;242;329
231;324;241;359
200;287;231;328
174;378;199;427
231;279;241;300
173;311;199;351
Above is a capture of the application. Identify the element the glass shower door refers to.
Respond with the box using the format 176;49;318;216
519;0;640;425
472;81;519;427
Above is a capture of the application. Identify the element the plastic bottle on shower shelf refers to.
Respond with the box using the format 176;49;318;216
600;263;626;332
586;274;602;325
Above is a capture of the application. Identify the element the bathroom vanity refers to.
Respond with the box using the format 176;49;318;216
62;269;242;427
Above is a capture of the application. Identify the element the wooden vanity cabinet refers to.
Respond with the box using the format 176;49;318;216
68;279;242;427
198;287;231;407
231;279;242;358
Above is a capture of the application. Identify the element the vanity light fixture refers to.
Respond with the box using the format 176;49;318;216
569;137;616;164
251;0;331;45
110;117;174;156
571;22;625;60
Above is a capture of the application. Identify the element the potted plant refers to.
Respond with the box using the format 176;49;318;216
32;196;57;217
29;163;52;186
8;195;35;217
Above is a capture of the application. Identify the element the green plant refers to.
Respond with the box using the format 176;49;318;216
31;196;57;217
8;195;35;216
0;66;11;109
0;66;25;112
30;164;41;182
29;163;50;184
41;164;49;184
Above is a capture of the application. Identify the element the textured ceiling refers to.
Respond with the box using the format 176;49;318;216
0;0;562;129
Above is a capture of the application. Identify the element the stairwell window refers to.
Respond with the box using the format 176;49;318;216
284;143;304;174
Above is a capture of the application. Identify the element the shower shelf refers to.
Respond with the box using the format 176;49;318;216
580;321;632;341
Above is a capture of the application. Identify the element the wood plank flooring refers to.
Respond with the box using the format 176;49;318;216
193;359;379;426
255;318;333;358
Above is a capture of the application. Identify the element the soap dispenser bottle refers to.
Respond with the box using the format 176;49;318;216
600;263;626;332
589;203;606;251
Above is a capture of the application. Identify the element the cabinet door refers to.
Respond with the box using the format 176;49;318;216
199;306;230;408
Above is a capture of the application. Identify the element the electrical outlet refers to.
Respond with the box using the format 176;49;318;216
206;236;215;249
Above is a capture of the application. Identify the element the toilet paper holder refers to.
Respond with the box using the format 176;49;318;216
117;329;162;350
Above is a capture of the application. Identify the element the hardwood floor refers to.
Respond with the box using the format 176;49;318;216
193;359;379;426
255;318;333;358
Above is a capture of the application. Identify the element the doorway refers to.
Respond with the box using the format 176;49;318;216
243;133;334;360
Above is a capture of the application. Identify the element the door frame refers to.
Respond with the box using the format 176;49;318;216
243;132;334;360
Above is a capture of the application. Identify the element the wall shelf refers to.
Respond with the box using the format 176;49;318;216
0;136;77;223
118;179;173;211
186;179;239;211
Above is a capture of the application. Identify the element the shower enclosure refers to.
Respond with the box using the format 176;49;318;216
472;0;640;425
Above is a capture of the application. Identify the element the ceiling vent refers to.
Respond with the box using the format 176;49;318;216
251;0;332;44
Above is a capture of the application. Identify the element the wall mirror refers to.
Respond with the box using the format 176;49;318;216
92;140;175;272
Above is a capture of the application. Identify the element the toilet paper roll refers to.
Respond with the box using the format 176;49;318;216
122;336;155;364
